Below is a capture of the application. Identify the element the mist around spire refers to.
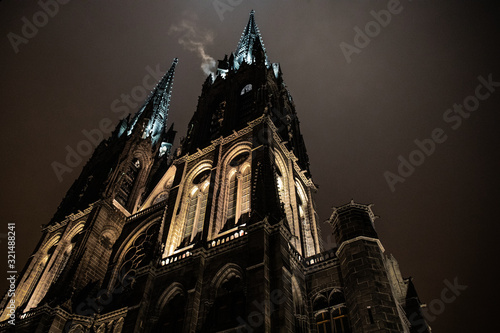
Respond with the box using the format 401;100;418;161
169;13;217;77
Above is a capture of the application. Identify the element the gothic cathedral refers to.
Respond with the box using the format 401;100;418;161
0;11;431;333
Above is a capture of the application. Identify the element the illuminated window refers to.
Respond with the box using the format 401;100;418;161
182;170;210;244
225;152;251;227
295;180;315;257
240;167;251;213
240;84;253;115
227;172;237;220
315;291;352;333
208;275;245;331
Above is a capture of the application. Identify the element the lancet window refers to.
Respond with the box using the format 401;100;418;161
116;158;141;208
314;290;352;333
225;152;251;228
295;179;315;257
182;169;210;245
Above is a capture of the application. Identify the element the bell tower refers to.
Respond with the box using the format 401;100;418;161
150;10;320;260
0;59;178;321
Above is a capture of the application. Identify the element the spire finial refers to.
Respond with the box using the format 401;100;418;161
127;58;178;145
233;10;269;70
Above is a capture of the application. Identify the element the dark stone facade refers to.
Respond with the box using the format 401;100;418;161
0;11;430;333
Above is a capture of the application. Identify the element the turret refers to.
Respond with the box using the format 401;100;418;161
329;201;407;332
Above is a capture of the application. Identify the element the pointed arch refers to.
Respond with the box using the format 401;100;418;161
210;263;245;293
295;179;316;257
154;283;187;332
116;157;142;209
21;219;86;313
164;161;212;255
312;288;352;333
214;142;252;237
140;164;177;209
109;218;161;290
292;276;308;332
206;263;246;331
274;148;297;239
155;282;186;314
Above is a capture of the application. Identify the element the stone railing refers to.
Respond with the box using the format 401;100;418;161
304;247;337;267
207;228;246;249
126;200;167;224
160;227;247;267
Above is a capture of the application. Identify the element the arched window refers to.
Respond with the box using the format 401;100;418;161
182;170;210;246
292;277;307;333
240;84;253;115
240;166;251;213
153;293;186;332
117;158;141;208
118;223;160;284
227;171;238;221
207;275;245;331
21;254;50;307
295;180;315;257
314;290;352;333
224;152;251;229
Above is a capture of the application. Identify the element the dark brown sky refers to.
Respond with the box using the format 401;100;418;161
1;1;499;331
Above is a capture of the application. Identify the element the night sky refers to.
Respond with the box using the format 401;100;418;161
1;1;499;331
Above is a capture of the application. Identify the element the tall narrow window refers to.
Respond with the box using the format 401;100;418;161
207;275;245;331
224;152;251;230
227;172;238;221
316;312;332;333
154;293;186;332
52;246;72;285
117;158;141;208
182;170;210;246
296;180;315;257
197;183;209;235
314;291;352;333
240;166;251;213
21;257;49;306
184;188;199;241
332;307;351;332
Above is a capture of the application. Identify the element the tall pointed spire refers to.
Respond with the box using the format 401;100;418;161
128;58;178;145
234;10;269;69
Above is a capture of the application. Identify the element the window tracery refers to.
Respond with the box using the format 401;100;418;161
181;169;210;246
224;152;251;229
118;223;160;283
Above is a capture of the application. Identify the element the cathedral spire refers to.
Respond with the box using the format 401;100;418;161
128;58;178;145
234;10;269;69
